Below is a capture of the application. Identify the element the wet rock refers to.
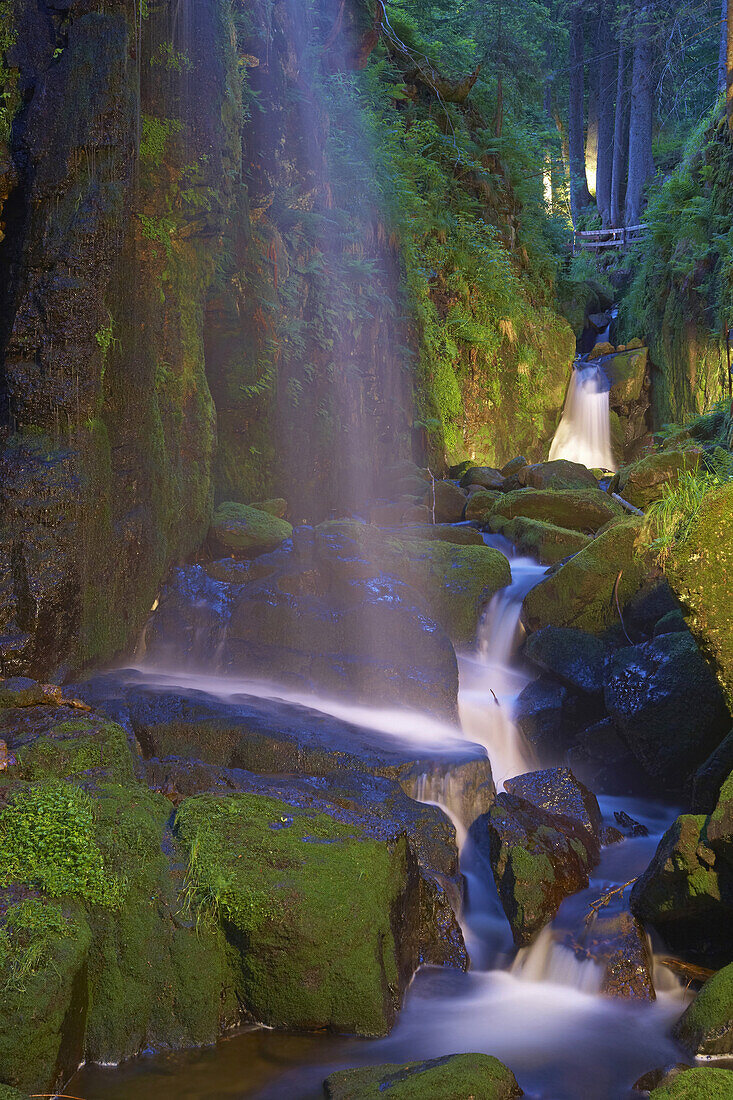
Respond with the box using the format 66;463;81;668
459;466;505;491
614;811;649;837
601;826;625;845
0;678;48;708
567;719;642;796
692;730;733;814
383;524;485;546
604;632;730;791
583;905;656;1000
209;502;293;557
323;1053;524;1099
464;490;504;523
648;1067;733;1098
610;450;702;510
522;518;649;636
501;455;528;478
470;790;598;946
421;479;467;523
630;776;733;967
492;487;623;532
515;677;568;759
75;674;495;820
492;517;591;565
518;460;598;491
673;962;733;1056
624;579;682;638
653;610;688;637
524;627;607;697
667;482;733;711
503;767;603;851
633;1065;691;1093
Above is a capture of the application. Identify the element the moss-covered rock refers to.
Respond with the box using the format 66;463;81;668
250;498;288;518
612;449;701;510
470;785;598;947
323;1053;523;1099
666;482;733;710
522;518;649;635
631;774;733;967
492;488;623;532
459;466;505;491
602;346;649;406
517;460;598;491
175;792;415;1036
673;962;733;1056
493;517;591;565
465;490;504;523
649;1067;733;1099
209;502;293;556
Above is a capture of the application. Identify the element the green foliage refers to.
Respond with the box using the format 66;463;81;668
645;448;733;563
0;781;126;907
0;0;19;144
139;115;183;167
150;41;193;73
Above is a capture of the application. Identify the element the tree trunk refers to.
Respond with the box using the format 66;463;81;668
596;6;616;226
625;2;655;227
569;3;592;223
727;0;733;130
585;21;600;194
719;0;727;95
610;32;627;227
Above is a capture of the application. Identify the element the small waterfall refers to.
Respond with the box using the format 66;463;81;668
548;362;616;472
511;928;604;994
458;544;546;789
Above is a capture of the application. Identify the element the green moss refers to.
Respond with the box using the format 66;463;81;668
175;792;409;1036
523;518;649;635
0;899;91;1093
493;488;623;532
673;963;733;1056
666;481;733;707
324;1053;522;1100
649;1068;733;1099
499;516;591;565
210;502;293;555
15;719;135;785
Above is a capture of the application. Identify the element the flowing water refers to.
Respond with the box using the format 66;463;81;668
548;361;617;472
72;539;691;1100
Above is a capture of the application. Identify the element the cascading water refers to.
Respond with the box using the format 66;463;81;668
548;360;617;471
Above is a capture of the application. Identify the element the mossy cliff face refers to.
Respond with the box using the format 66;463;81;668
0;0;239;677
622;113;733;428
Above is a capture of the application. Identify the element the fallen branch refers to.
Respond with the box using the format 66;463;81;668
611;492;644;517
657;957;716;985
585;877;638;923
613;570;633;644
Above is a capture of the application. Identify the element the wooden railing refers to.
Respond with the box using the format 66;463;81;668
573;224;648;254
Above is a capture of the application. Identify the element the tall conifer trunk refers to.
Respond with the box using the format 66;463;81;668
569;2;592;223
596;5;616;226
610;32;627;226
625;1;655;226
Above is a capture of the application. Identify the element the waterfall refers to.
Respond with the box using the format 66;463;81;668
548;361;617;472
457;540;546;789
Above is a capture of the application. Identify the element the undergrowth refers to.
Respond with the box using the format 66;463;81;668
644;448;733;563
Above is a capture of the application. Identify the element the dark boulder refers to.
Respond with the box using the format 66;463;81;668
514;677;568;760
631;775;733;967
517;460;597;491
604;632;731;792
503;767;602;851
459;466;505;491
470;787;598;946
566;719;643;797
524;627;607;698
692;730;733;814
421;480;467;523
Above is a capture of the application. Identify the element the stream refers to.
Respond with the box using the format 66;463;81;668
71;537;690;1100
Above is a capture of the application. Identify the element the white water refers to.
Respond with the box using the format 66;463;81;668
548;361;617;472
457;537;546;789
